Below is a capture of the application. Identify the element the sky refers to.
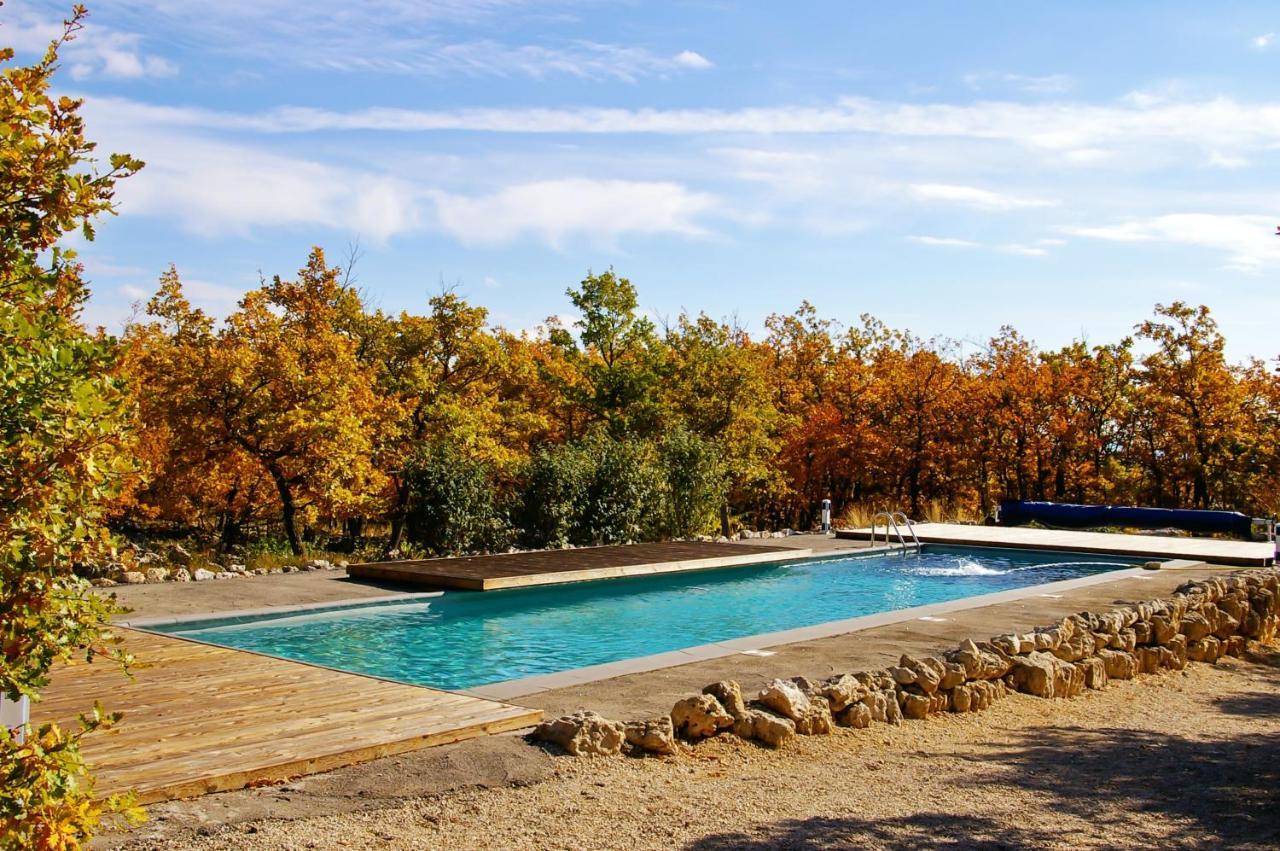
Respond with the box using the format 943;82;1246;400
6;1;1280;359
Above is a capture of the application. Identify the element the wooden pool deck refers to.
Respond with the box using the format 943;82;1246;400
348;540;808;590
35;628;542;804
836;522;1275;566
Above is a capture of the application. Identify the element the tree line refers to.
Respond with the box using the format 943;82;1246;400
115;251;1280;558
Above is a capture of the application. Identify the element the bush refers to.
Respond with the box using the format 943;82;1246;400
517;443;594;549
403;445;511;556
579;435;665;545
657;428;728;538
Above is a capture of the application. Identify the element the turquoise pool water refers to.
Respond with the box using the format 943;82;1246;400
151;545;1142;690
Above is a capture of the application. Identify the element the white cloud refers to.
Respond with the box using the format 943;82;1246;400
910;183;1057;211
908;235;979;248
1253;32;1275;50
429;179;718;248
1063;214;1280;271
330;39;718;82
5;2;177;80
998;244;1048;257
120;284;149;300
1208;151;1249;169
111;134;423;242
98;93;1280;165
964;72;1073;94
1064;148;1113;164
77;0;705;82
672;50;713;70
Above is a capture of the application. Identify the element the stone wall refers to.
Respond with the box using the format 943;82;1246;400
534;567;1280;757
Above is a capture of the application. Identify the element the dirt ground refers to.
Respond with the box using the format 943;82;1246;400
108;644;1280;850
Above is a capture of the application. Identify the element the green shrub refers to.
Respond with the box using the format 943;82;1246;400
578;434;665;545
517;442;594;549
403;445;511;556
657;428;728;538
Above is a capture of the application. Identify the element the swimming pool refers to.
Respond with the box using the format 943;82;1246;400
149;545;1145;690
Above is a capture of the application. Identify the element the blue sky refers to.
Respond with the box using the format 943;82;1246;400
7;1;1280;358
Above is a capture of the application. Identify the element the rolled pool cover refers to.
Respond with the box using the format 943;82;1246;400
997;500;1254;538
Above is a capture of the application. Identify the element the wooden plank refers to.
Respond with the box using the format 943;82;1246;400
835;522;1275;566
349;540;806;590
33;628;541;804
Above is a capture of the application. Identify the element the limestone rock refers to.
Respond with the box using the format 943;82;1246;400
1009;651;1058;698
624;716;676;755
670;694;734;739
1097;648;1137;680
90;577;117;588
898;688;931;720
793;696;834;735
732;708;795;748
534;711;625;756
702;681;746;719
1180;612;1212;641
192;568;215;582
1077;657;1107;690
122;571;146;585
144;567;169;584
167;543;192;565
822;674;869;712
757;679;811;721
170;568;191;582
836;701;872;728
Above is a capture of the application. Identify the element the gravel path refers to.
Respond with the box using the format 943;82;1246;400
111;645;1280;850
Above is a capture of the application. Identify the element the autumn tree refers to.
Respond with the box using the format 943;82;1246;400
1133;303;1244;509
547;270;664;437
662;313;780;534
136;251;383;555
0;7;145;845
364;291;508;555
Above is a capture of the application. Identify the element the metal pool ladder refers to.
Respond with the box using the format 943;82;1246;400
870;511;921;553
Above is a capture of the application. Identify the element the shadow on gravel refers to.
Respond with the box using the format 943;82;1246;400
1214;691;1280;719
686;813;1056;850
689;678;1280;849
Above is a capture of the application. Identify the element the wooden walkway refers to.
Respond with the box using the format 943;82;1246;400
349;540;806;590
836;522;1275;566
35;628;542;803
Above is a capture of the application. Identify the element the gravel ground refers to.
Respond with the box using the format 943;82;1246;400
110;644;1280;851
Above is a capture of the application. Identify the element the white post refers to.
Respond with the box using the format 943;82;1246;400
0;694;30;744
821;498;832;533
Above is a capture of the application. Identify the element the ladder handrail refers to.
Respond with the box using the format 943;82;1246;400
869;510;921;552
891;511;921;550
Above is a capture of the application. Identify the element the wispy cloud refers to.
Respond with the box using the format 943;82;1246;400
672;50;713;70
75;0;710;82
310;40;716;82
86;93;1280;163
430;179;718;248
908;235;979;248
909;236;1053;257
1063;214;1280;271
910;183;1057;211
5;1;177;79
963;72;1073;94
1253;32;1275;50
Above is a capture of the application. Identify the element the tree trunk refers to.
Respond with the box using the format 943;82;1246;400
268;463;303;556
719;502;731;538
385;477;411;556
